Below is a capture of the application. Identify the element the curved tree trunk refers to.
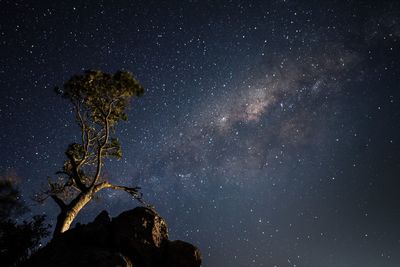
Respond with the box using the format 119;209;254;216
52;182;143;237
53;191;93;237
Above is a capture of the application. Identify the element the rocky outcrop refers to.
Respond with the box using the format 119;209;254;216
23;207;201;267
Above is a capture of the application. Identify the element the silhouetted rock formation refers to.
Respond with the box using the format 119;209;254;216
23;207;201;267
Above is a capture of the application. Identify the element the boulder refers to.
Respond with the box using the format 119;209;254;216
164;240;202;267
22;207;201;267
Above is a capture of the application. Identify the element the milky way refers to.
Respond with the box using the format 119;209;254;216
1;1;400;266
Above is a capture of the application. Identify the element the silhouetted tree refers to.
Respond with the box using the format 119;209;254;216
0;174;50;267
37;70;147;237
0;174;26;220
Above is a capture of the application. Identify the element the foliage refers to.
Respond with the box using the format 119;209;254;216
0;174;27;220
0;175;50;267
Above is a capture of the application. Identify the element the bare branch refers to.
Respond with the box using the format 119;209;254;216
93;181;148;206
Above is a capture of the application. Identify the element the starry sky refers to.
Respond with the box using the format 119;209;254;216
1;0;400;266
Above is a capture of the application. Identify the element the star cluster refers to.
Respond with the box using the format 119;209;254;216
1;1;400;266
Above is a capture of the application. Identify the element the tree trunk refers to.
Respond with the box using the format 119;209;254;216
52;182;142;237
53;191;94;237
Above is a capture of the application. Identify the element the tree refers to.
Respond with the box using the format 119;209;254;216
0;173;26;221
38;70;146;237
0;174;50;267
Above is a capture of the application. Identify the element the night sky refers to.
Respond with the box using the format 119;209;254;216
1;0;400;266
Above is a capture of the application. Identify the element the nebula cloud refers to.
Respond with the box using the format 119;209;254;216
137;42;363;194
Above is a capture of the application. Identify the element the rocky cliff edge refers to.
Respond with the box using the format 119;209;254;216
24;207;201;267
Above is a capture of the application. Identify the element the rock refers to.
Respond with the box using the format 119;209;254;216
112;207;169;266
33;248;133;267
22;207;201;267
112;207;168;248
163;240;202;267
93;210;111;225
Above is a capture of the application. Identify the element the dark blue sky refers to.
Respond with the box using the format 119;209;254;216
1;0;400;266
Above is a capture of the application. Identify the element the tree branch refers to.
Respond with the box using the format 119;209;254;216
75;102;86;146
93;181;147;205
50;194;66;210
66;154;88;192
91;101;114;187
75;102;92;168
